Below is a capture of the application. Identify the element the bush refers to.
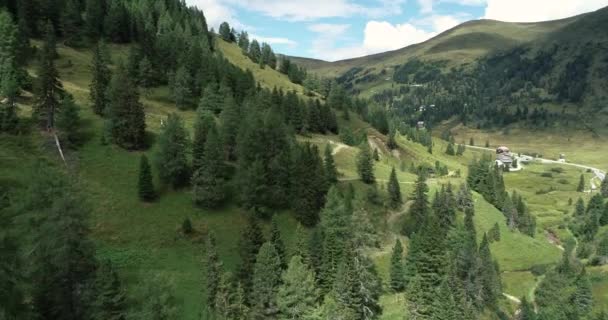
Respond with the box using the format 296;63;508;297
182;218;193;234
550;167;564;174
558;178;569;185
540;172;553;178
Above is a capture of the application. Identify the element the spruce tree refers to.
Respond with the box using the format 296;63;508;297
270;215;287;269
389;239;405;292
192;127;227;208
173;65;193;110
192;110;215;172
519;296;537;320
324;144;338;184
89;41;111;116
199;85;223;114
571;269;593;318
277;255;319;320
204;233;223;310
220;95;240;160
138;154;156;202
577;174;585;192
357;142;375;184
251;242;282;318
34;21;63;130
478;233;501;307
56;94;81;148
446;141;456;155
155;113;190;189
214;272;236;319
61;0;83;47
319;188;352;292
107;63;146;150
403;173;429;236
93;261;127;320
387;130;398;150
388;167;403;209
238;215;265;299
85;0;106;39
575;198;585;216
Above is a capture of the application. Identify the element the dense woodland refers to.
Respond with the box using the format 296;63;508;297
1;1;608;320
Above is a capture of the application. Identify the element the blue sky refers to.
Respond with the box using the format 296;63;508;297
186;0;608;61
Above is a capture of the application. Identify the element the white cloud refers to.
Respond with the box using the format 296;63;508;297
250;34;298;48
418;0;435;13
483;0;608;22
309;15;464;61
186;0;242;30
221;0;405;21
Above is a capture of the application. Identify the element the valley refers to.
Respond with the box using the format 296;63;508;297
1;1;608;320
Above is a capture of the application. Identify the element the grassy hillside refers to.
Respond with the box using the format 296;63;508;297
4;36;604;319
290;15;576;79
216;39;307;94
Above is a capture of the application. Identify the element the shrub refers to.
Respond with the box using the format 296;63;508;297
182;218;193;234
540;172;553;178
550;167;564;174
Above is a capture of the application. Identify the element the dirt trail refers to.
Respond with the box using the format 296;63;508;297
329;141;350;156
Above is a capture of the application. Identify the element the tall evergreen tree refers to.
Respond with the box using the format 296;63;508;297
107;63;146;150
89;41;111;116
251;242;282;318
85;0;106;39
93;261;127;320
238;215;265;299
403;173;430;236
220;95;240;160
357;142;375;184
61;0;83;47
192;127;227;208
601;177;608;198
577;174;586;192
138;154;156;202
192;110;215;172
204;233;223;310
155;113;190;189
519;296;537;320
478;233;501;307
199;85;223;114
34;21;63;130
56;94;81;148
277;255;319;320
390;239;405;292
173;65;193;110
319;188;351;292
388;167;403;209
249;40;261;63
324;144;338;184
270;215;287;269
575;198;585;216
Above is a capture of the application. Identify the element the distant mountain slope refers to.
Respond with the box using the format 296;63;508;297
290;14;578;78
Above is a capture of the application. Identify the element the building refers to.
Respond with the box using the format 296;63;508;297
496;146;513;168
417;121;425;129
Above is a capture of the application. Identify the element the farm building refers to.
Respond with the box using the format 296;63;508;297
495;146;513;167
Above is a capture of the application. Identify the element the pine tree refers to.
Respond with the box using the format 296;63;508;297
192;127;227;208
324;144;338;184
277;255;319;320
387;130;398;150
214;272;236;319
61;0;83;47
478;233;501;307
319;188;352;292
403;173;429;236
251;242;282;318
390;239;405;292
249;39;261;63
469;137;474;146
388;167;403;209
93;261;127;320
135;276;177;320
155;113;190;189
373;148;380;161
107;63;146;150
220;95;240;160
519;296;537;320
238;215;265;299
219;22;232;41
571;269;594;318
85;0;106;39
204;233;223;310
89;41;111;116
199;85;223;114
34;21;63;130
138;154;156;202
446;141;456;155
577;174;585;192
192;110;215;172
269;215;287;270
357;143;375;184
173;65;193;110
56;94;81;148
238;31;250;53
575;198;585;216
138;57;155;89
292;144;327;227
